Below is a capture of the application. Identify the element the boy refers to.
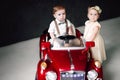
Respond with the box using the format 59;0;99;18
48;5;81;47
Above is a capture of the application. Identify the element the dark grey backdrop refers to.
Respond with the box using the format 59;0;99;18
0;0;119;47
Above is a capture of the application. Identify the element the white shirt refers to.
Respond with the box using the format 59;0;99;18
48;19;74;37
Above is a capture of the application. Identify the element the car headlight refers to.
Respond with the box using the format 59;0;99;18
87;70;98;80
41;61;47;70
46;71;57;80
95;60;101;68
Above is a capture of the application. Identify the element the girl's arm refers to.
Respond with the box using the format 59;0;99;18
88;26;99;41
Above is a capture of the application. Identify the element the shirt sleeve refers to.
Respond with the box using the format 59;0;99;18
48;21;55;33
85;20;89;26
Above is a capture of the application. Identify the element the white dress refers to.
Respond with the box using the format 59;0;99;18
84;20;106;63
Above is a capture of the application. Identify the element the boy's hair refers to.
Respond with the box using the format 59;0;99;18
53;5;66;14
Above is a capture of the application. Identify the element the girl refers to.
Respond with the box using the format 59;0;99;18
84;5;106;64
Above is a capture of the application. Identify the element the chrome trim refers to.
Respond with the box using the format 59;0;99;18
68;49;74;70
60;70;85;80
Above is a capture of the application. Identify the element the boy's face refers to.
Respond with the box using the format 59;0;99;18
53;9;66;22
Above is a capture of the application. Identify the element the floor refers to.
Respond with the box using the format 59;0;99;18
0;17;120;80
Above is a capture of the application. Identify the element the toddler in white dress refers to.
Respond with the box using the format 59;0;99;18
84;5;106;64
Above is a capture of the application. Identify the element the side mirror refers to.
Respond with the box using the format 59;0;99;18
86;41;95;47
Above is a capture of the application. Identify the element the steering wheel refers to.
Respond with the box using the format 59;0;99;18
58;35;76;43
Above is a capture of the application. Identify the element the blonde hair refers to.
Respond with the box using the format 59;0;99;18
52;5;66;14
88;5;102;14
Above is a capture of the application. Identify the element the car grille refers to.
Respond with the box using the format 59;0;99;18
60;71;85;80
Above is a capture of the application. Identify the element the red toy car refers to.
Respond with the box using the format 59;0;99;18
35;29;103;80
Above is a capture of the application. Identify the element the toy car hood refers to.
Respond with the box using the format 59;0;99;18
48;49;87;71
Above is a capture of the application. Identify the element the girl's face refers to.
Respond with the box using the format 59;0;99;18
87;9;99;22
53;9;66;22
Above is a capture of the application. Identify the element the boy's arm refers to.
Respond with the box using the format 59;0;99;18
49;32;56;40
68;24;76;36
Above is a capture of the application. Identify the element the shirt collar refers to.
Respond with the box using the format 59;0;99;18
55;19;65;25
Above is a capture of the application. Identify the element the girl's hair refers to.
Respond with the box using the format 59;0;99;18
88;5;102;14
52;5;66;14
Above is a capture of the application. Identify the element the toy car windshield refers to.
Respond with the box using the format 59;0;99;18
52;35;85;50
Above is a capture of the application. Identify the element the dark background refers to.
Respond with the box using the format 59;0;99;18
0;0;119;47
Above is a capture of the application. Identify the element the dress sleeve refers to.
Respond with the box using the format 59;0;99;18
94;21;101;28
